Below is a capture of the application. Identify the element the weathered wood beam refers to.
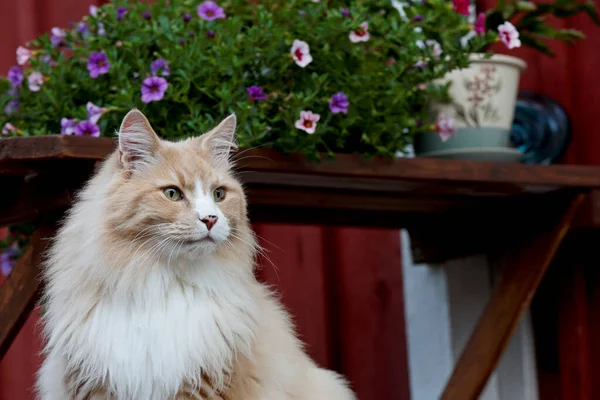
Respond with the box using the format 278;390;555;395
440;193;586;400
0;225;55;359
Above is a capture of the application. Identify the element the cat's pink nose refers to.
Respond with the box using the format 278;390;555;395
200;215;218;231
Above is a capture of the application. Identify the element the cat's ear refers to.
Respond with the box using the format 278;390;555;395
117;109;160;170
200;114;238;164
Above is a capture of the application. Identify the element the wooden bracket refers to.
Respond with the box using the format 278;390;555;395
440;193;586;400
0;225;56;359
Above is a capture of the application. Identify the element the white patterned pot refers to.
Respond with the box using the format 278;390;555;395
414;54;527;161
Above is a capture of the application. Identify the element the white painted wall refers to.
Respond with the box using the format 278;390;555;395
401;230;539;400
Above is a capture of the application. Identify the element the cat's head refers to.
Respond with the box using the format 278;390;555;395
103;109;252;263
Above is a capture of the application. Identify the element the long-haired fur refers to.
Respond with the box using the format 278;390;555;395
36;110;356;400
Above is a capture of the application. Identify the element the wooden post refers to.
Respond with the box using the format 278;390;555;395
440;194;586;400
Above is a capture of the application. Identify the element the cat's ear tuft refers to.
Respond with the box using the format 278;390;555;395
117;109;160;170
202;114;238;164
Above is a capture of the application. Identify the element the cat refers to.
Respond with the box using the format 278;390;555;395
36;109;357;400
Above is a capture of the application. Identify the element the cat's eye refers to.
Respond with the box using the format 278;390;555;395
163;187;183;201
213;187;226;202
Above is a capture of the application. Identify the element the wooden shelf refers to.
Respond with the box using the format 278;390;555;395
1;135;598;399
2;135;600;230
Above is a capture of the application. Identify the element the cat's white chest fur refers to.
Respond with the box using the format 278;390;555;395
45;261;257;399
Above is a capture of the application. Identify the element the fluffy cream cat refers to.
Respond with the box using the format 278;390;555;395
36;110;356;400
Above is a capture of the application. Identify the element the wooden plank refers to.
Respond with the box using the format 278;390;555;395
557;242;593;400
253;224;332;369
0;135;114;163
3;136;600;191
327;228;410;400
0;226;55;360
440;193;586;400
0;161;96;226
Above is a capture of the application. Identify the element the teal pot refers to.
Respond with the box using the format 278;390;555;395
413;127;523;162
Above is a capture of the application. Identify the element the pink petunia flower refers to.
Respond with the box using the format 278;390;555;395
435;114;456;142
290;40;313;68
28;71;44;92
97;22;106;36
141;76;168;103
349;22;370;43
425;39;443;58
452;0;471;15
2;123;18;135
16;46;33;65
197;1;226;21
474;13;486;35
50;27;66;47
295;110;320;134
498;21;521;49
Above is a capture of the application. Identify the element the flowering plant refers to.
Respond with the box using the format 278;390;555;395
0;0;597;160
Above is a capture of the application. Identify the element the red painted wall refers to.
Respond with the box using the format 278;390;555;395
0;2;410;399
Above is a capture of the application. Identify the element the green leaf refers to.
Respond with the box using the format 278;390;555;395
519;34;555;56
516;1;537;11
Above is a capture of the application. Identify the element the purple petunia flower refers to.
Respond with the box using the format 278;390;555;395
206;29;215;38
1;244;19;277
141;11;152;20
16;46;33;65
117;7;128;20
77;22;88;34
151;58;170;77
197;1;226;21
412;14;424;22
4;99;19;115
87;51;110;78
247;86;267;101
60;118;77;135
183;12;192;23
341;8;351;17
74;120;100;137
86;102;107;124
329;92;349;114
42;54;56;67
414;60;427;69
141;76;168;103
8;66;24;87
50;27;66;47
178;38;186;45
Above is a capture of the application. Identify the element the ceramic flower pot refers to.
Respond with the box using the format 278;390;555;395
414;54;527;161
